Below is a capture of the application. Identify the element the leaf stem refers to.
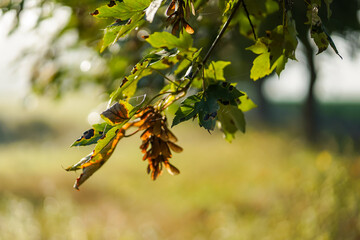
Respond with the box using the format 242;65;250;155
153;69;180;87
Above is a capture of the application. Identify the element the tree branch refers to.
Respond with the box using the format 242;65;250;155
183;0;242;90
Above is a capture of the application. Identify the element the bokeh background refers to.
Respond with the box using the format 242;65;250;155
1;0;360;239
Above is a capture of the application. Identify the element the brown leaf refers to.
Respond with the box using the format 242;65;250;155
140;128;153;140
184;22;194;34
164;161;180;175
101;102;129;125
172;20;180;35
71;129;125;189
185;2;191;19
152;120;162;136
167;141;183;153
151;137;161;158
159;129;169;141
143;150;150;161
159;140;172;158
140;140;150;153
166;0;176;16
165;127;178;142
73;162;102;190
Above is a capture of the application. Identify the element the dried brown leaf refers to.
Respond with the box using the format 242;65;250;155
167;141;183;153
166;0;176;16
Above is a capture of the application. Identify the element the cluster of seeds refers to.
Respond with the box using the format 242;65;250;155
138;107;183;180
166;0;195;35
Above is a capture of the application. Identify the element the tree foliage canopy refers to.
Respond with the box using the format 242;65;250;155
2;0;358;189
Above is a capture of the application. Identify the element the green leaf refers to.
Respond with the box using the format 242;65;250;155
310;20;329;54
227;0;279;39
238;92;257;112
326;30;342;59
92;125;123;157
101;13;145;52
204;61;231;81
249;51;272;80
71;123;112;147
307;4;342;58
92;0;152;52
146;31;193;50
173;58;192;75
198;96;218;131
110;61;153;101
172;82;245;131
217;104;245;142
101;21;127;52
91;0;151;20
172;94;202;127
206;81;244;105
247;15;298;79
246;39;268;54
274;54;288;76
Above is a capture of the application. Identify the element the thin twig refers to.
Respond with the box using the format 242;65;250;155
146;91;174;106
160;91;186;111
153;69;180;87
183;0;242;90
241;0;257;40
202;0;242;64
124;129;140;137
144;0;243;112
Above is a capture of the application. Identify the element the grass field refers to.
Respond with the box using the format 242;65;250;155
1;93;360;240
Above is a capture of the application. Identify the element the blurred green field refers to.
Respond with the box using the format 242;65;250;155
1;93;360;240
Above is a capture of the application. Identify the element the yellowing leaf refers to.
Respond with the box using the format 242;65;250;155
146;31;193;50
71;123;112;147
91;0;151;20
67;128;125;190
204;61;231;81
275;54;288;76
101;13;145;52
250;52;272;81
238;92;257;112
101;101;133;125
246;39;268;55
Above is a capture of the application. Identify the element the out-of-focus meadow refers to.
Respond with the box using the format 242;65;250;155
1;92;360;240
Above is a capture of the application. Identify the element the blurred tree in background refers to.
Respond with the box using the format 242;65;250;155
1;0;360;188
2;0;359;136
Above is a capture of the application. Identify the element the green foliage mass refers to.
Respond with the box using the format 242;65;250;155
63;0;346;188
1;0;355;189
